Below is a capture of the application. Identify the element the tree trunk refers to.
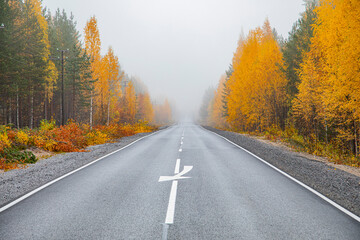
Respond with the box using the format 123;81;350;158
101;93;104;124
44;91;48;120
60;91;63;125
30;87;34;129
16;88;19;129
61;50;65;126
354;119;358;157
72;71;76;121
90;91;93;130
9;98;12;124
107;97;110;126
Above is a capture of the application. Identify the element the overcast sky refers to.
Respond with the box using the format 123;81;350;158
43;0;306;117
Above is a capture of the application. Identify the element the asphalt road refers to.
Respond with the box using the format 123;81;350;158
0;122;359;239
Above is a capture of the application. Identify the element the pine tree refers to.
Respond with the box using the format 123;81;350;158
282;0;317;100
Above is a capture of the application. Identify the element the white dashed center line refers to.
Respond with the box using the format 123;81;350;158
165;180;178;224
174;159;180;174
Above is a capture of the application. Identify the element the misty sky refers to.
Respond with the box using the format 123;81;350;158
43;0;306;117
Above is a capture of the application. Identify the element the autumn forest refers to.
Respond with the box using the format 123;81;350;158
0;0;172;169
0;0;172;128
200;0;360;166
0;0;359;170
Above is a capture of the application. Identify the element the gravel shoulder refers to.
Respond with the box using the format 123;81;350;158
203;126;360;217
0;130;162;208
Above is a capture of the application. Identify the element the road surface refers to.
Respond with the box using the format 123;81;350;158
0;122;359;239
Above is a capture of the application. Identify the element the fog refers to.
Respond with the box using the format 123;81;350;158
43;0;305;119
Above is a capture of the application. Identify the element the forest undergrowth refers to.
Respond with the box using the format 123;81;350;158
0;119;157;171
220;125;360;168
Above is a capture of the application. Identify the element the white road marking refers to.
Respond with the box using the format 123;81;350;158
174;159;180;174
0;130;164;213
179;148;182;152
165;180;178;224
161;156;193;225
181;141;183;145
159;165;193;182
203;126;360;223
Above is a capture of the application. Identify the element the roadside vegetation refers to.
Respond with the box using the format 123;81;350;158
0;0;173;170
200;0;360;167
0;120;157;171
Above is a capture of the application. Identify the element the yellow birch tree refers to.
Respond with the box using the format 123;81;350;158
84;16;101;127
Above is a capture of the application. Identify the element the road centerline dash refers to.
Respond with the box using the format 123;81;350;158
159;158;193;224
174;159;180;174
165;180;178;224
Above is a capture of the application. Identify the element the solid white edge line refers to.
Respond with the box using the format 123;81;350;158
0;129;164;213
201;126;360;223
174;159;180;174
165;180;178;224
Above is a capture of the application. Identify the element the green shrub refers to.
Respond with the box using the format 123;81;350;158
40;118;56;132
0;147;37;164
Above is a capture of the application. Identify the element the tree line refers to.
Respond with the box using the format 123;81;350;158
200;0;360;163
0;0;172;128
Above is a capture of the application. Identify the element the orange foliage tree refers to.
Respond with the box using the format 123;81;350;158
226;20;288;132
102;46;123;125
208;75;228;129
201;2;360;164
120;81;137;123
293;0;360;156
137;92;154;123
84;16;102;128
153;99;172;125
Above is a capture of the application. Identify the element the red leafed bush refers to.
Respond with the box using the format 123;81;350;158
0;158;23;171
50;121;87;152
6;130;16;142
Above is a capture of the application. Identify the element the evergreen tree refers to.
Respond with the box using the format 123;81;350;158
47;9;92;124
282;0;317;100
